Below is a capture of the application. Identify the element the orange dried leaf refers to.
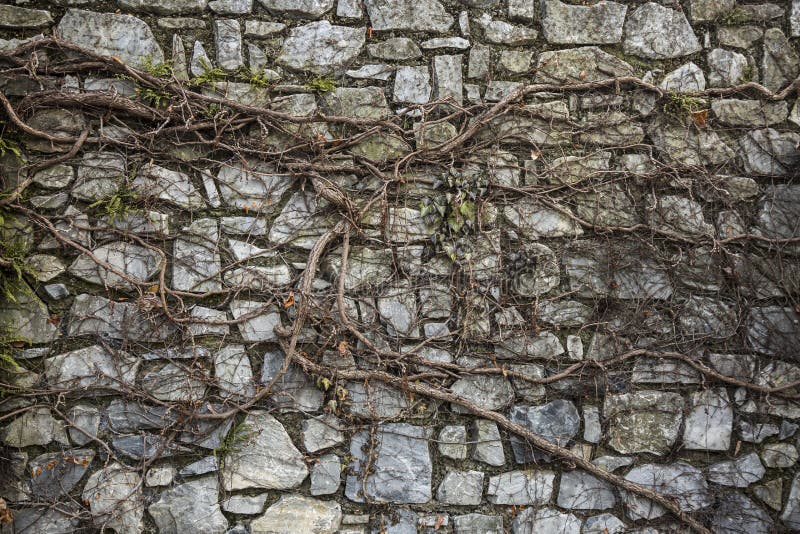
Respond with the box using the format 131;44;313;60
579;69;587;78
434;515;444;530
691;109;708;127
284;292;295;308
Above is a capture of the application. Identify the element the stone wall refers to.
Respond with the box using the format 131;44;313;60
1;0;800;532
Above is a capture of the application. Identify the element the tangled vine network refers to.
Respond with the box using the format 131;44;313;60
0;30;799;534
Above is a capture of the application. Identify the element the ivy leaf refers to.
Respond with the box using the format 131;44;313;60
459;200;476;222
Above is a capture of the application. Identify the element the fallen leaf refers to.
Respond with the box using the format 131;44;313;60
284;292;295;308
691;109;708;127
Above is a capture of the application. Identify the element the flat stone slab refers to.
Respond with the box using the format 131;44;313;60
56;9;163;68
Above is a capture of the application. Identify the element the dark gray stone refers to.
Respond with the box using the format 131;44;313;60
345;423;432;503
149;476;228;534
509;401;580;462
623;462;712;520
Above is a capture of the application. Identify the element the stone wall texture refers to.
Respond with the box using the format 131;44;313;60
1;0;800;533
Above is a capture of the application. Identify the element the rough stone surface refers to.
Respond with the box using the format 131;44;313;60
251;495;341;533
221;411;308;491
278;21;365;75
345;423;432;503
148;476;228;534
623;462;713;520
604;391;684;455
623;3;701;59
56;10;163;68
540;0;627;44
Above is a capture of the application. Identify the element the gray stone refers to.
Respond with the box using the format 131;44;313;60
112;434;190;460
0;284;57;343
1;407;68;448
346;380;408;418
791;0;800;37
475;13;537;45
179;456;219;476
540;0;626;44
761;443;798;468
270;191;333;250
173;219;221;292
141;361;207;402
221;411;308;491
323;87;389;119
394;65;431;104
439;425;468;460
261;349;323;412
230;300;281;342
536;300;592;327
683;388;732;451
82;463;143;534
377;280;418;337
251;495;342;533
56;10;163;69
688;0;735;22
28;448;95;499
66;404;100;446
708;452;765;487
593;455;634;472
659;62;705;92
649;195;713;237
368;38;421;60
345;64;394;81
739;128;800;176
2;507;82;534
279;21;365;75
337;0;363;18
511;507;581;534
718;25;763;49
32;164;74;189
712;99;788;126
712;491;773;534
509;401;580;463
149;476;228;534
69;241;162;290
753;185;800;243
498;50;532;74
783;473;800;528
509;364;546;402
450;375;514;412
0;5;52;28
44;345;138;393
747;306;800;360
330;246;394;290
623;3;701;59
495;332;564;359
505;198;583;238
244;20;286;37
106;399;176;432
311;453;341;496
437;470;484;505
604;391;683;455
583;514;625;534
763;28;800;92
631;357;700;384
707;48;748;87
223;494;268;515
259;0;333;16
190;40;213;77
623;462;712;520
302;414;344;452
209;0;253;14
363;0;452;32
679;296;737;340
453;514;503;534
345;423;432;503
422;37;470;50
557;470;616;510
583;406;601;443
214;19;243;71
487;470;555;505
433;55;463;105
468;45;490;79
118;0;207;13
